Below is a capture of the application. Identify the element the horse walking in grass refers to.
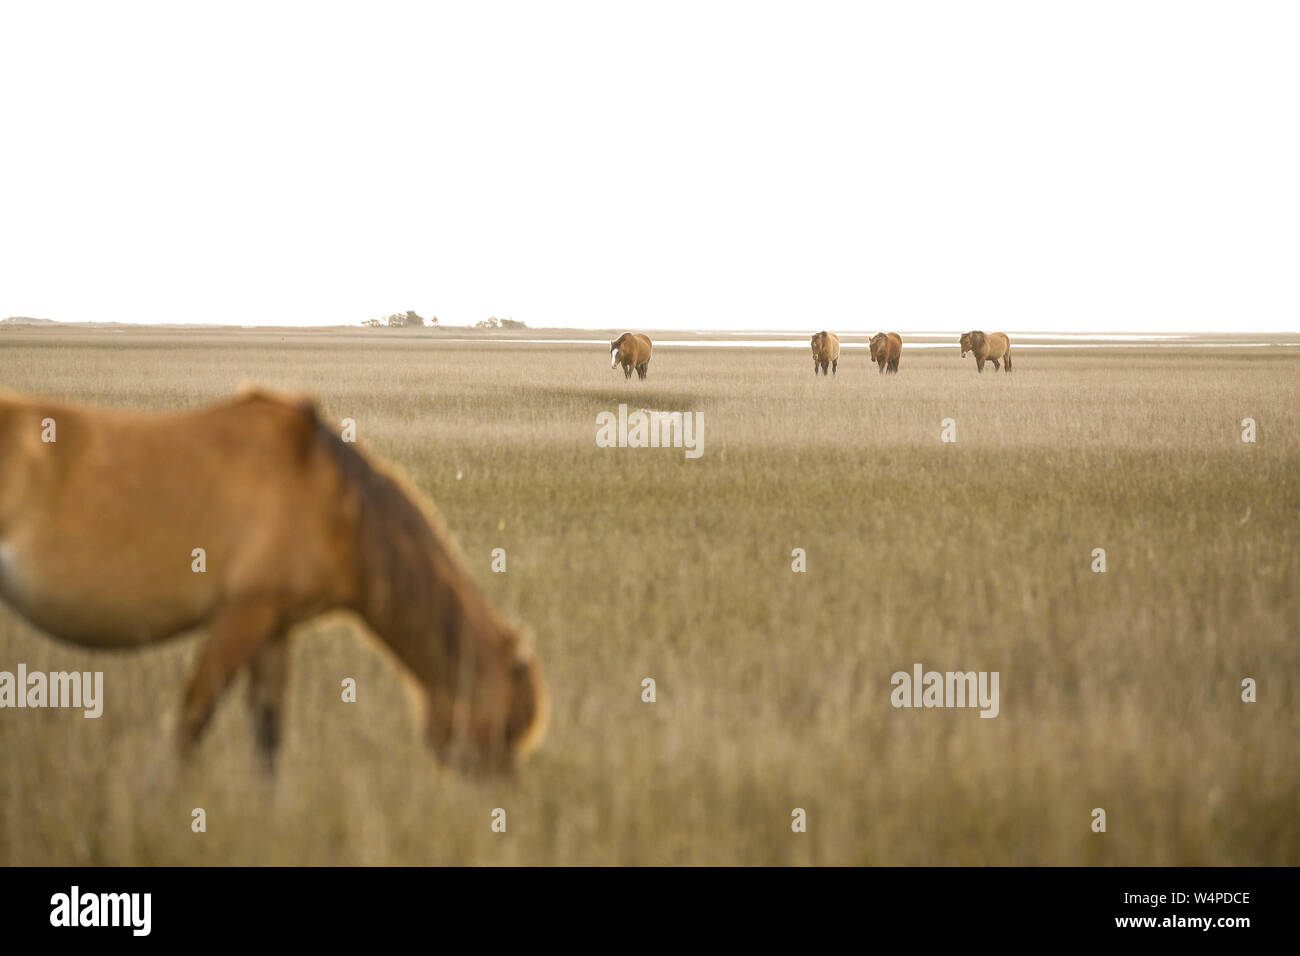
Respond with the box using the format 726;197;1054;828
811;331;839;375
611;332;653;380
959;331;1013;373
869;332;902;374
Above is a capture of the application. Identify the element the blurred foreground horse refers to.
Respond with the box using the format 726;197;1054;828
0;389;548;775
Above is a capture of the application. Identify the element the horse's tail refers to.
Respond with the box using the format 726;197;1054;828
1004;349;1012;372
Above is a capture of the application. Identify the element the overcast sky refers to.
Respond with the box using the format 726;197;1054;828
2;1;1296;332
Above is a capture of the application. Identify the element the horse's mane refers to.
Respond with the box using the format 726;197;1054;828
310;411;513;673
310;416;548;762
969;330;986;351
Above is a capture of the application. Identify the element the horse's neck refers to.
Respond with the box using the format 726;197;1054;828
359;536;504;693
337;448;510;691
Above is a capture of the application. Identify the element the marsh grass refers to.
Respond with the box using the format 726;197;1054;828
1;329;1296;864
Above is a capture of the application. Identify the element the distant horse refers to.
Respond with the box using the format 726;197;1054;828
869;332;902;374
959;331;1013;373
0;389;548;776
611;332;653;380
810;331;839;375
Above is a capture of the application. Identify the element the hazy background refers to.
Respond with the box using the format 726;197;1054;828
2;1;1298;332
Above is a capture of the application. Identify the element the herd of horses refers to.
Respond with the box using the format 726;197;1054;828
0;328;1016;781
612;330;1015;381
813;330;1013;376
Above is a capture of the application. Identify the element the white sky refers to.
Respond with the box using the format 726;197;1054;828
2;1;1297;332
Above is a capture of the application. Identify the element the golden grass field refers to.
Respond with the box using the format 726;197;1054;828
1;327;1297;865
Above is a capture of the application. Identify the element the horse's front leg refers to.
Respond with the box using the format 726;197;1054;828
179;598;283;760
246;635;291;772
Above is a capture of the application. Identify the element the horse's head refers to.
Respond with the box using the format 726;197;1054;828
610;333;638;369
424;626;549;777
421;621;548;780
870;332;886;362
959;331;973;357
343;437;550;778
811;332;825;354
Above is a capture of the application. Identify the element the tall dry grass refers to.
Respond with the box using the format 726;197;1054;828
1;329;1296;864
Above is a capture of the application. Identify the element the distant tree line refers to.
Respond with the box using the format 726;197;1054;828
363;311;435;329
361;311;526;330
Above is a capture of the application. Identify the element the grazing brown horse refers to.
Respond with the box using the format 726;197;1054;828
959;331;1013;373
810;331;839;375
869;332;902;374
0;388;548;776
610;332;653;380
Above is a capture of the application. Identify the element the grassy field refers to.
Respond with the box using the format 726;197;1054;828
1;327;1297;865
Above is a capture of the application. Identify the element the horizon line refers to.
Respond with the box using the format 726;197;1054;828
5;316;1298;337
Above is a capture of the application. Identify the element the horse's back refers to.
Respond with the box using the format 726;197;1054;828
618;332;652;364
815;332;839;360
0;391;355;646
